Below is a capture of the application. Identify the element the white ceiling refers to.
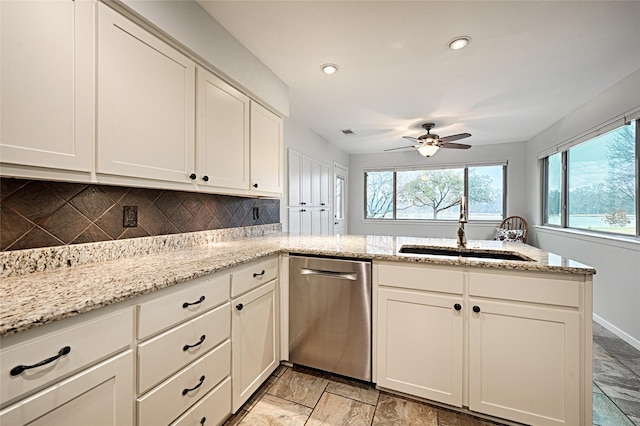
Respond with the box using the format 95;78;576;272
197;1;640;155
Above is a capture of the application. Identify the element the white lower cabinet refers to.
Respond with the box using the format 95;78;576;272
468;299;580;425
231;258;279;412
376;263;464;407
0;308;134;426
0;350;134;426
135;273;232;426
377;287;463;406
375;262;592;426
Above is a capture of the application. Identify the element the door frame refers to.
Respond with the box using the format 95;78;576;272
334;162;348;234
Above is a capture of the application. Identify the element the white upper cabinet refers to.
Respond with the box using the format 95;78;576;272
319;164;331;207
0;0;93;173
96;3;196;184
196;67;250;191
250;101;283;196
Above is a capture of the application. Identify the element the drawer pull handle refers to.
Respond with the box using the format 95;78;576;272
183;335;206;352
253;270;266;278
182;296;205;309
10;346;71;376
200;417;207;425
182;375;205;396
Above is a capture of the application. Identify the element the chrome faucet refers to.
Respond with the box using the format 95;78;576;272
457;196;467;248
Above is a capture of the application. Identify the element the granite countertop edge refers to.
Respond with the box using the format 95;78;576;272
0;234;595;337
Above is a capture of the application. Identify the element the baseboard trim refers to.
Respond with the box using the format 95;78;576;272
593;313;640;351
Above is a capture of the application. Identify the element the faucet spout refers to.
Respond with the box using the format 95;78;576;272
457;196;467;248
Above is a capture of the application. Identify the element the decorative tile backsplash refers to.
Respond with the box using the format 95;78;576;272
0;178;280;251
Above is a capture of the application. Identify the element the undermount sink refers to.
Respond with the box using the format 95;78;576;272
398;245;534;262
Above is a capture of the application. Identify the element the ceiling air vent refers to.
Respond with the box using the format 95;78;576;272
341;129;355;135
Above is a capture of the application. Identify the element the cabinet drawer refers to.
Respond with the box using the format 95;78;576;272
170;377;231;426
138;273;230;340
1;308;132;405
377;263;464;294
231;256;278;298
469;271;580;307
137;340;231;425
0;350;134;426
138;303;231;394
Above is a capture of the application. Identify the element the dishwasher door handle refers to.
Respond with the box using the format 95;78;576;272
299;268;358;281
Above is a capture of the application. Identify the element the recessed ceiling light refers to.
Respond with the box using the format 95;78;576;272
448;36;471;50
321;64;338;75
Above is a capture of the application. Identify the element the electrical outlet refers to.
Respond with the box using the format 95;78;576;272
123;206;138;227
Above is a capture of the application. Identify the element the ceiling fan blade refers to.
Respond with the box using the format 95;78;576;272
402;136;421;143
440;142;472;149
439;133;471;143
384;145;416;152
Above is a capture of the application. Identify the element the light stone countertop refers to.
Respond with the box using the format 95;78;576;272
0;231;595;337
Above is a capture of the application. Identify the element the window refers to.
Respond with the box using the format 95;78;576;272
544;152;563;226
543;120;638;236
365;164;505;221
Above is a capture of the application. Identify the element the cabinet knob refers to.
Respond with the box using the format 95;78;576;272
454;303;462;311
321;203;326;206
300;202;306;205
200;417;207;426
472;305;481;313
202;175;209;182
301;209;306;212
189;173;197;180
236;303;244;311
253;183;259;188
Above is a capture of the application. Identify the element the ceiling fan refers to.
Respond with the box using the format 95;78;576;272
385;123;472;157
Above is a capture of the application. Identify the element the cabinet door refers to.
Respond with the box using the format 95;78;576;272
310;160;322;206
97;3;195;183
196;67;250;190
320;164;331;207
319;208;331;235
288;150;302;207
468;299;579;425
0;350;134;426
311;209;322;235
0;0;93;172
377;287;463;407
288;209;312;235
250;102;283;195
301;156;312;205
231;281;278;412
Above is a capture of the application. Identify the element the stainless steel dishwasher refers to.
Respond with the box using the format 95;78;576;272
289;255;372;381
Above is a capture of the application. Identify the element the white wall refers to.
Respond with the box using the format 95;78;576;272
348;142;527;239
525;69;640;348
120;0;289;116
281;116;350;231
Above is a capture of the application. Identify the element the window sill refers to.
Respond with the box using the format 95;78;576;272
534;225;640;251
362;219;502;226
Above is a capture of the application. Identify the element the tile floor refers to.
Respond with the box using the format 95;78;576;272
225;321;640;426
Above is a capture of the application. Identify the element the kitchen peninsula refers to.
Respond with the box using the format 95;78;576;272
1;225;594;426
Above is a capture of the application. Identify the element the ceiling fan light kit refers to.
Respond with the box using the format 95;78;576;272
417;145;439;157
384;122;473;157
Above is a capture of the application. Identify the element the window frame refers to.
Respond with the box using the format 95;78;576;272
541;120;639;238
364;162;507;222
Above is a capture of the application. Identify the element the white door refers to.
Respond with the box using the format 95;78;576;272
196;67;249;190
468;299;580;425
231;281;278;411
97;3;195;183
0;0;93;172
377;287;463;407
249;102;283;195
333;163;348;234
